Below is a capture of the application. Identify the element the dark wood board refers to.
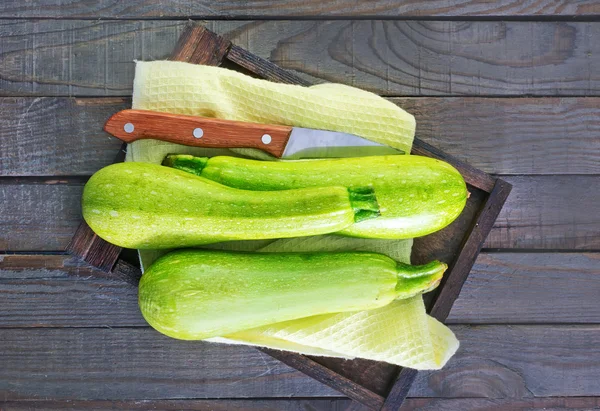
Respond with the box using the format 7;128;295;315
1;325;599;400
0;328;340;400
7;175;598;252
0;181;84;252
2;397;599;411
4;397;600;411
410;324;600;398
402;397;600;410
0;97;127;176
0;399;354;411
449;252;600;324
2;0;599;18
4;252;598;327
2;20;600;97
4;96;600;177
485;175;600;250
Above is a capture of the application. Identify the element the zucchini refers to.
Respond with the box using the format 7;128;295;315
163;155;467;239
82;162;380;249
138;249;447;340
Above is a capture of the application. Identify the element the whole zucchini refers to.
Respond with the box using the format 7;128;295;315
82;162;379;249
139;249;447;340
163;154;468;239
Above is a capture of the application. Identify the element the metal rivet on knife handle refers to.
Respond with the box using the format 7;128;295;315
261;134;272;144
193;128;204;139
124;123;135;133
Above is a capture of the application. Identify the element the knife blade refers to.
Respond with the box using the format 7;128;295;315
104;109;402;158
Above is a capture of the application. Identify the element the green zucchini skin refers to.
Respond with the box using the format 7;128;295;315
138;249;447;340
163;155;468;239
82;162;380;249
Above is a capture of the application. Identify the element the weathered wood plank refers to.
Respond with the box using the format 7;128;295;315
1;325;598;399
0;328;338;400
2;0;599;18
402;397;600;410
0;275;142;327
0;254;98;279
0;97;125;176
487;175;600;250
410;325;600;398
396;97;600;175
0;182;83;251
0;399;354;411
2;20;600;97
0;20;186;96
449;252;600;323
3;397;598;411
1;176;597;251
4;96;599;176
1;252;598;327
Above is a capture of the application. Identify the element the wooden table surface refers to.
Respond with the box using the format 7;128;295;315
1;2;600;410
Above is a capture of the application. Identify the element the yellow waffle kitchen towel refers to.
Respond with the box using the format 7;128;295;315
127;60;459;370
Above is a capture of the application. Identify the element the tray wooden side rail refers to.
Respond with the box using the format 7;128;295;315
67;23;512;411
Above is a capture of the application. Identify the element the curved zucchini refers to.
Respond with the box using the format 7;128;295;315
82;162;380;249
163;154;468;239
138;249;447;340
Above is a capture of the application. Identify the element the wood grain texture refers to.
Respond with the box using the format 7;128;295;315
0;182;83;251
5;96;599;177
401;397;600;410
226;45;310;86
1;325;598;400
1;0;599;18
2;397;598;411
2;252;598;326
0;20;186;96
0;328;338;400
409;325;600;398
0;275;141;328
2;175;596;251
3;20;600;97
396;97;600;175
66;221;122;273
448;252;600;324
487;175;600;250
261;350;385;409
169;23;230;65
0;399;354;411
0;97;126;176
0;254;108;279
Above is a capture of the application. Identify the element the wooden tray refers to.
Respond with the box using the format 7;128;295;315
67;23;512;411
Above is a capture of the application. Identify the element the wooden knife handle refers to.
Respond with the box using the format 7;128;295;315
104;109;293;157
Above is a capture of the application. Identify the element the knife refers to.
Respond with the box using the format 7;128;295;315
104;109;402;159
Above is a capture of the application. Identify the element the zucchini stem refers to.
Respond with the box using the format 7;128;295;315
162;154;208;176
395;260;447;299
348;187;380;223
